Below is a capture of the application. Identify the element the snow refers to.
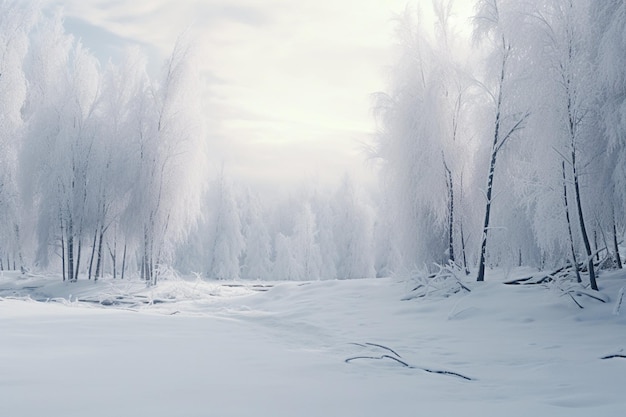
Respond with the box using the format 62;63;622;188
1;270;625;416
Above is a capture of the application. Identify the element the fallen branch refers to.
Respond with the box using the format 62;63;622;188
346;343;474;381
504;275;553;285
346;355;410;367
574;289;608;303
566;292;584;309
345;355;473;380
600;354;626;360
364;342;402;358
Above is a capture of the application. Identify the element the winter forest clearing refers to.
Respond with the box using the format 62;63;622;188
2;0;626;415
1;270;625;416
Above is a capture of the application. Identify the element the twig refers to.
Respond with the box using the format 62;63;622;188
364;342;402;358
345;353;473;381
600;354;626;360
345;355;411;367
566;292;583;309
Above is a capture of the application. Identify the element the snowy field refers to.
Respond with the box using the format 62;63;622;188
1;270;625;416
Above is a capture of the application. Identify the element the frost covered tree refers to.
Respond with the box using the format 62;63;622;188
13;10;207;282
273;232;298;281
593;0;626;269
375;4;460;264
509;0;601;288
124;35;207;285
88;48;149;281
22;13;101;281
290;203;322;281
240;188;272;280
472;0;529;282
0;1;38;270
373;0;485;274
206;174;244;280
332;176;375;279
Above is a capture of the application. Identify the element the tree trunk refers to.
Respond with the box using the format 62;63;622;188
60;216;66;282
444;159;455;264
477;40;511;283
594;231;600;262
460;221;469;275
15;224;24;272
614;222;623;269
477;143;498;282
571;149;597;290
121;242;127;280
108;239;117;279
94;225;104;281
562;161;582;283
67;216;74;282
74;237;82;281
88;228;98;280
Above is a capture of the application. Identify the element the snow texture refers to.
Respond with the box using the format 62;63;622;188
1;268;625;416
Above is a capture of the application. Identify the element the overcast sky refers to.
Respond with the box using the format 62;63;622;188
45;0;468;191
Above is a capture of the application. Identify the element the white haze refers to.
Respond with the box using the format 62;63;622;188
48;0;441;190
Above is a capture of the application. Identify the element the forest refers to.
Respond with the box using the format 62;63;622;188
1;0;625;290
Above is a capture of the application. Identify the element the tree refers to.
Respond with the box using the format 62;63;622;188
473;0;529;282
374;4;472;270
518;0;600;289
206;174;244;280
332;176;375;279
240;188;273;280
0;1;38;270
22;13;101;281
125;34;207;285
593;0;626;269
290;203;322;281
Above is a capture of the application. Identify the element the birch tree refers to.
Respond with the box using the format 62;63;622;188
125;35;207;285
473;0;529;282
0;1;37;270
22;14;100;281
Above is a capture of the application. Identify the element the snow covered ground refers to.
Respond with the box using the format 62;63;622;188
1;269;625;416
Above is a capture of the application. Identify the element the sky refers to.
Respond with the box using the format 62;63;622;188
45;0;471;191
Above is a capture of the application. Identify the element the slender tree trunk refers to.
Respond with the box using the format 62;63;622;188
444;158;455;264
562;161;582;283
74;237;82;281
143;225;151;283
614;222;623;269
460;222;469;275
108;239;117;279
60;217;66;282
571;149;597;290
88;228;98;280
67;216;74;282
477;41;511;283
121;242;127;280
95;225;104;281
477;143;498;282
594;231;600;262
15;224;24;272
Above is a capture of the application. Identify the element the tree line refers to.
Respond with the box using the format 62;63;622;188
2;1;625;286
374;0;626;289
0;2;381;281
1;4;206;284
